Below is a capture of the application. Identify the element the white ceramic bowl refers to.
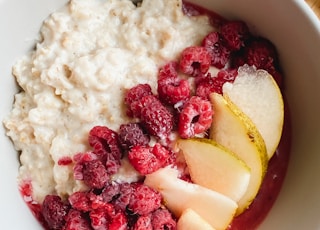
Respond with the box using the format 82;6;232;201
1;0;320;229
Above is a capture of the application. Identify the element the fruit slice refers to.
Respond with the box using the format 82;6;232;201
177;138;251;202
145;166;237;230
209;93;268;214
223;65;284;159
177;208;216;230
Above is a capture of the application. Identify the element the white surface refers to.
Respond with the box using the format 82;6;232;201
1;0;320;229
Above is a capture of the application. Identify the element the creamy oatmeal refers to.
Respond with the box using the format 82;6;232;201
3;0;214;203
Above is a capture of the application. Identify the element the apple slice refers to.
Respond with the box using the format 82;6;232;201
145;166;237;230
209;93;268;215
223;65;284;159
177;208;216;230
177;138;250;202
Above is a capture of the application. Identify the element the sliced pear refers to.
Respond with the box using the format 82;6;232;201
177;138;250;202
223;65;284;159
209;93;268;215
145;166;237;230
177;208;216;230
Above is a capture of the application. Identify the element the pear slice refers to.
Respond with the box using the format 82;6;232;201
145;166;237;230
223;65;284;159
177;208;216;230
209;93;268;215
177;138;251;202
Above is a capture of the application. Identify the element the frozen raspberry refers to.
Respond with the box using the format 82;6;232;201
202;31;231;68
178;96;213;138
124;84;153;108
108;210;128;230
41;195;69;229
73;152;98;180
196;69;237;98
151;209;176;230
128;184;162;216
179;46;212;76
68;191;91;212
157;75;190;105
140;100;173;139
89;204;114;230
88;126;122;175
63;209;91;230
130;95;160;118
128;143;170;175
101;182;121;203
118;123;150;151
113;183;134;211
158;61;179;80
133;215;152;230
82;159;109;189
220;20;250;51
243;37;278;70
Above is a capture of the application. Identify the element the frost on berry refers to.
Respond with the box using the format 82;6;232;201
88;126;122;175
133;215;152;230
63;209;91;230
179;46;212;76
113;182;134;211
220;20;250;51
151;209;177;230
118;123;150;151
158;61;179;80
128;143;170;175
128;183;162;216
157;74;190;105
202;31;231;69
178;96;213;138
82;159;109;189
101;182;121;203
41;195;69;229
140;100;174;139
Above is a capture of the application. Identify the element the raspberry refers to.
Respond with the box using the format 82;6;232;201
151;209;176;230
128;143;170;175
41;195;69;229
63;209;91;230
128;184;162;216
202;31;231;69
130;95;160;118
88;126;122;175
133;215;152;230
89;204;115;230
101;182;121;203
157;75;190;105
179;46;212;76
118;123;150;151
68;191;91;212
243;37;278;70
82;159;109;189
220;20;250;51
124;84;153;108
73;152;98;180
113;183;134;211
196;69;237;98
178;96;213;138
158;61;179;80
108;210;127;230
140;100;173;139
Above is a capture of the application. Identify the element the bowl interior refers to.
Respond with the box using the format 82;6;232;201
1;0;320;229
